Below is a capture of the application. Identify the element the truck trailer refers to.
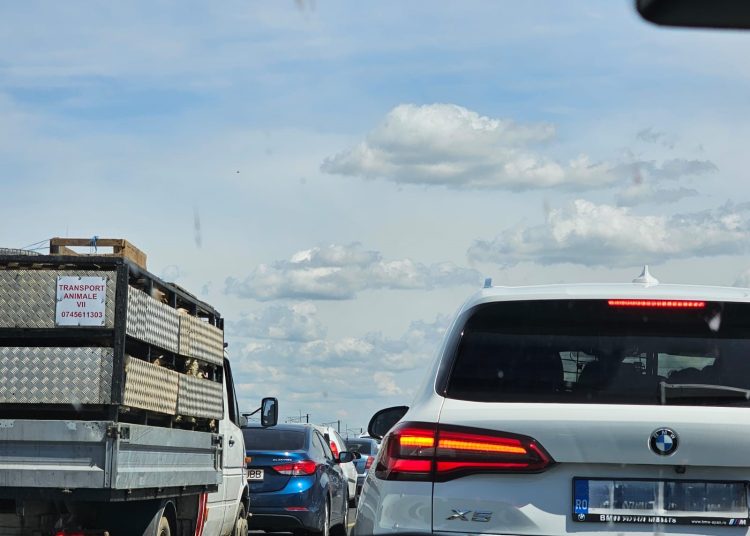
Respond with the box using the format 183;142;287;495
0;239;266;536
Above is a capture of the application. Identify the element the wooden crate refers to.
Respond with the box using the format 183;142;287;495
50;237;147;270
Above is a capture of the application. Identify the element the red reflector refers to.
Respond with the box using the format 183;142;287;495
607;299;705;309
285;507;309;511
392;459;431;472
364;455;374;470
375;422;553;482
273;460;317;476
437;461;528;472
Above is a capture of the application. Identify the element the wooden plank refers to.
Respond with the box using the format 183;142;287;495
49;238;147;270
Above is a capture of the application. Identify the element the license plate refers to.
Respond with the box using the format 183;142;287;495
248;469;264;481
573;478;749;527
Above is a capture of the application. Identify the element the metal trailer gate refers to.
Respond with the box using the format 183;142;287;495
0;254;225;428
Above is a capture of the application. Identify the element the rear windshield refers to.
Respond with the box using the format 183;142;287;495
346;440;376;454
445;300;750;406
242;428;306;451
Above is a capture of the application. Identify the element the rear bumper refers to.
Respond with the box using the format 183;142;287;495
248;510;318;531
249;477;321;531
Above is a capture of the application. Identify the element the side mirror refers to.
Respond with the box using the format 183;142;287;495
368;405;409;440
337;451;355;464
260;397;278;427
636;0;750;30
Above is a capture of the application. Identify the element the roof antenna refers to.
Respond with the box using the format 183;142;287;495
633;265;659;286
483;277;493;289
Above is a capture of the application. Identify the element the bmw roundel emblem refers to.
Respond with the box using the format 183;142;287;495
650;428;678;456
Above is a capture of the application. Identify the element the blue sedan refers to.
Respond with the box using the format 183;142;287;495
243;423;353;535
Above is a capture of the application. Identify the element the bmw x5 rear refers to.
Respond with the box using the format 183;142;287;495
353;283;750;536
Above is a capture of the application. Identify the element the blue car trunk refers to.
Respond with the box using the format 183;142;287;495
246;450;308;493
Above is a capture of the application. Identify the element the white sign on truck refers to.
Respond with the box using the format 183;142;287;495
55;276;107;326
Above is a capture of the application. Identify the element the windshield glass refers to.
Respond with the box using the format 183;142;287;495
242;428;306;451
345;440;376;455
447;300;750;405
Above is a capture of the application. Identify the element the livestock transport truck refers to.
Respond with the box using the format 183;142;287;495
0;238;274;536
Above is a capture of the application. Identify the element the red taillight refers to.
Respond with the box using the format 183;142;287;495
364;455;374;470
375;422;553;482
329;441;339;458
607;299;705;309
273;460;317;476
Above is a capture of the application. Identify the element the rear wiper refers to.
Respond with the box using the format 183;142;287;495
659;382;750;405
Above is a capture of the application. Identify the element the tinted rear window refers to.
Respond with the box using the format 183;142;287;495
445;300;750;406
242;428;306;451
346;440;376;454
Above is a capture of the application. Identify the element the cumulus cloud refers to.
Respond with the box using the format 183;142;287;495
231;314;451;424
321;103;615;190
468;200;750;268
228;302;326;342
225;243;481;300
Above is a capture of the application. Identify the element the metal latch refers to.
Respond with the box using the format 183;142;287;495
107;424;130;440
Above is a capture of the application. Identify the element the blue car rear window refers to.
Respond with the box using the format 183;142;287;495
243;428;306;450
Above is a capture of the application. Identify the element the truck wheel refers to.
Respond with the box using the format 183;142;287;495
231;503;248;536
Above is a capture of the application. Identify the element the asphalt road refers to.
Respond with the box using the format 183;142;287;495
249;508;358;535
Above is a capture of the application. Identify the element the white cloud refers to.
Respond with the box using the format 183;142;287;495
617;158;718;182
230;314;451;425
228;302;326;342
321;103;615;190
615;184;699;207
468;199;750;268
225;243;481;300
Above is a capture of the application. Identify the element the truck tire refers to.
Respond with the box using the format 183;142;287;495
231;503;248;536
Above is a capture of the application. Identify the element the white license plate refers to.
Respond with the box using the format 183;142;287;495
248;469;264;481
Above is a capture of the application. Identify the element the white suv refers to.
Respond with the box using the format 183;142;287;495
353;277;750;536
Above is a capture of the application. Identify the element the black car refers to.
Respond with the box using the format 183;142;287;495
344;438;380;498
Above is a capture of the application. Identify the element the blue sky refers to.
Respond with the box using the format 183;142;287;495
3;1;750;429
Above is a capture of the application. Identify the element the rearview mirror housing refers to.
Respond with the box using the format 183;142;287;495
260;397;278;427
636;0;750;29
368;405;409;440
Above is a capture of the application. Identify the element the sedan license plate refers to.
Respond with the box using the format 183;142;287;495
248;469;264;481
573;478;749;527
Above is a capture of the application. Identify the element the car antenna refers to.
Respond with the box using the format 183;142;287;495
633;265;659;286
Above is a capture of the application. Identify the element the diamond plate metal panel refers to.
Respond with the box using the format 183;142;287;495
177;375;223;420
0;347;113;404
146;299;180;353
123;356;179;415
125;286;148;341
179;315;224;366
125;287;180;353
0;270;115;329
